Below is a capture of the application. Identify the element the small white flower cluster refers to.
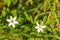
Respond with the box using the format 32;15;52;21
35;22;46;33
7;16;46;33
7;16;18;28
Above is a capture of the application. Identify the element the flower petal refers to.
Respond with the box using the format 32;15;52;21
10;16;13;19
13;17;17;20
41;25;46;28
36;22;39;26
13;21;18;24
35;26;39;29
40;28;43;32
37;29;41;33
7;19;11;22
12;24;15;28
8;23;12;26
37;28;43;33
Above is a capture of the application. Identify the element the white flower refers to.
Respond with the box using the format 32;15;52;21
7;16;18;28
35;22;46;33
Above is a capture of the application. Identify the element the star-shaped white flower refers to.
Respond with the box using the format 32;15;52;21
7;16;18;28
35;22;46;33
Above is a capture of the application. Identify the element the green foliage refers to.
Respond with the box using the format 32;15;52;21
0;0;60;40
